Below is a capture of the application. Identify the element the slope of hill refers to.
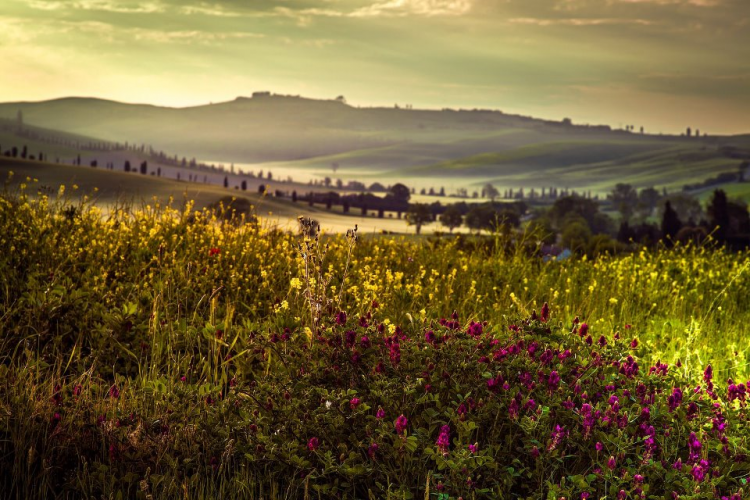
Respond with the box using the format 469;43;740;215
1;95;748;194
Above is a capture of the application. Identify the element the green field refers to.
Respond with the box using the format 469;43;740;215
2;96;747;196
2;186;750;499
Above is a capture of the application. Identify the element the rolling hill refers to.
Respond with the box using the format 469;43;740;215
0;94;748;195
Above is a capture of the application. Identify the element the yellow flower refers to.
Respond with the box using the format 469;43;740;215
290;277;303;290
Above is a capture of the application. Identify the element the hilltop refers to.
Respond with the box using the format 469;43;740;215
0;94;748;194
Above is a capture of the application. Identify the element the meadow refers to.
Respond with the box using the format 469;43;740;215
2;178;750;499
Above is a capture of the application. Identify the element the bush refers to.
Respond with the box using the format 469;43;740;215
3;305;750;499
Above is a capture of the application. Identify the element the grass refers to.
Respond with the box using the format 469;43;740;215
2;184;750;498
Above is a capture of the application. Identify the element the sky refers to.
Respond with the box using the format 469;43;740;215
0;0;748;134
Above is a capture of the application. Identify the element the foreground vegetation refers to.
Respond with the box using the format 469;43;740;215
2;180;750;499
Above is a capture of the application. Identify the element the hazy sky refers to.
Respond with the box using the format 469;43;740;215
1;0;748;134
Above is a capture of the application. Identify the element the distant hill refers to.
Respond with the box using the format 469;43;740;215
1;94;748;192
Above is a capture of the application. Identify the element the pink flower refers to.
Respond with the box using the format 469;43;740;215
469;443;478;454
607;456;616;470
579;323;589;337
368;442;379;459
307;437;319;451
436;425;451;455
350;397;361;410
540;302;550;322
376;407;385;419
395;414;408;434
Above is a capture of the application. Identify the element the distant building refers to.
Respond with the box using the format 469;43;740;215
252;91;271;98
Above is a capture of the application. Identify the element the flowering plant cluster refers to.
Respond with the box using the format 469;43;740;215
6;303;750;499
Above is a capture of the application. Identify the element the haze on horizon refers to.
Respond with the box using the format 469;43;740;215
1;0;748;135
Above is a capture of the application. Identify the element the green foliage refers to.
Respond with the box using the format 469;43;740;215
2;186;750;498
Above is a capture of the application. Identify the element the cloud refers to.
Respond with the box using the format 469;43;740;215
613;0;722;6
272;0;472;24
350;0;473;17
508;17;654;26
26;0;165;13
178;3;243;17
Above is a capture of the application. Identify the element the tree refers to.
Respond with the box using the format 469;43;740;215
241;180;247;191
482;183;499;202
465;206;496;233
440;205;463;233
526;216;555;244
561;218;592;252
223;176;229;188
258;184;266;194
124;160;131;172
140;161;148;175
708;189;730;241
610;183;638;222
661;201;682;240
405;203;433;235
292;191;298;202
390;183;411;203
658;193;703;224
638;187;660;217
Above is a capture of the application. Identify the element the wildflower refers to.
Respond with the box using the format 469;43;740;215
208;247;220;256
579;323;589;337
667;387;683;412
395;414;408;434
467;321;483;338
368;442;379;459
335;311;347;325
344;330;356;348
607;456;616;470
109;385;120;399
540;302;550;322
548;425;568;451
307;437;319;451
360;335;371;348
350;397;361;410
290;277;303;290
436;425;451;455
630;338;639;348
425;330;436;344
548;371;561;391
595;441;603;452
469;443;478;454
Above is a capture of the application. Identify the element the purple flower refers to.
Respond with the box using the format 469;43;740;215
436;425;451;455
540;302;550;322
469;443;478;454
307;437;319;451
344;330;356;347
335;311;347;325
360;335;371;349
607;456;616;470
395;414;408;434
350;397;361;410
548;371;561;391
467;321;483;338
367;442;379;459
579;323;589;337
668;387;683;412
425;330;436;344
595;442;603;452
376;407;385;419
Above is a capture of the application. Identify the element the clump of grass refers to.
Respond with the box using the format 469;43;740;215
2;182;750;498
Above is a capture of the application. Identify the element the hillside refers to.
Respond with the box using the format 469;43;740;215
1;95;748;194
